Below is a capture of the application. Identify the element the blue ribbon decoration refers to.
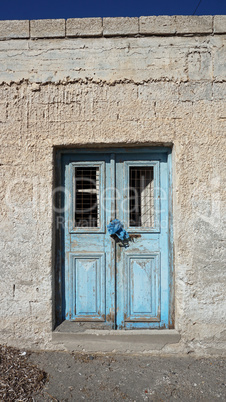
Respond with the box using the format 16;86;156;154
107;219;130;241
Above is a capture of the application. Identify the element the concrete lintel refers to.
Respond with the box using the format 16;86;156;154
52;329;181;353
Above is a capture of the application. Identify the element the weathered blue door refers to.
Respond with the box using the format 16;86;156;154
61;148;172;329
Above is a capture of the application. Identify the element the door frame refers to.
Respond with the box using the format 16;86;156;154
54;146;174;330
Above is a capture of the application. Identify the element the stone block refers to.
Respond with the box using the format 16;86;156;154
103;17;138;36
214;15;226;33
213;40;226;81
175;16;213;34
139;15;213;35
139;16;176;35
187;51;212;80
0;20;29;40
179;82;212;101
0;103;6;122
66;18;102;37
213;82;226;100
30;19;65;38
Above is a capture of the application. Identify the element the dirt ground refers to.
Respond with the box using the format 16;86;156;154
1;345;226;401
28;351;226;401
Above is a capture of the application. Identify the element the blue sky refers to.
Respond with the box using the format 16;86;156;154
0;0;226;20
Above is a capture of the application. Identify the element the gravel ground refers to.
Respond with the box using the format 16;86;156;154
0;345;47;401
27;351;226;401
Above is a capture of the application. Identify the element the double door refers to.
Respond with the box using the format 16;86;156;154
61;148;172;329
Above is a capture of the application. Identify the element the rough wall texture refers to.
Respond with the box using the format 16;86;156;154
0;16;225;355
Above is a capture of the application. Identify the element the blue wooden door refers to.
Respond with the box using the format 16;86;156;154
115;151;170;329
61;148;172;329
62;152;116;328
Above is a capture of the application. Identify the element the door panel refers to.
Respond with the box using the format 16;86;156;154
62;152;115;328
116;152;169;329
69;253;105;321
125;253;160;322
60;148;172;329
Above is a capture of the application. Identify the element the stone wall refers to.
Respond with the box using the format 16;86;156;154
0;16;225;354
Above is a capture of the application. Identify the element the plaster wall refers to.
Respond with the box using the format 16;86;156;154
0;16;225;354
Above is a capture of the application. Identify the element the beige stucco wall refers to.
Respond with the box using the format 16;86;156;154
0;16;225;354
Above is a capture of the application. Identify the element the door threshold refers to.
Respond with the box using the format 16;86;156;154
52;325;180;353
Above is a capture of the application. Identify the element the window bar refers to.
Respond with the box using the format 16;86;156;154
81;168;84;225
140;170;152;227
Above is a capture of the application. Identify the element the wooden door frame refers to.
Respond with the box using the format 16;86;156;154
53;146;174;330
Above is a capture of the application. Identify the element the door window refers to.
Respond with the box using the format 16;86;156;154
129;166;154;228
74;166;100;228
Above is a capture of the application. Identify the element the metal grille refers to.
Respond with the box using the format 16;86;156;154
74;167;100;228
129;167;154;227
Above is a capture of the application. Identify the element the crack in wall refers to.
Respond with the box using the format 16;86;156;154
1;77;225;88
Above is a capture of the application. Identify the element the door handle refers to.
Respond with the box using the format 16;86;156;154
129;234;141;240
